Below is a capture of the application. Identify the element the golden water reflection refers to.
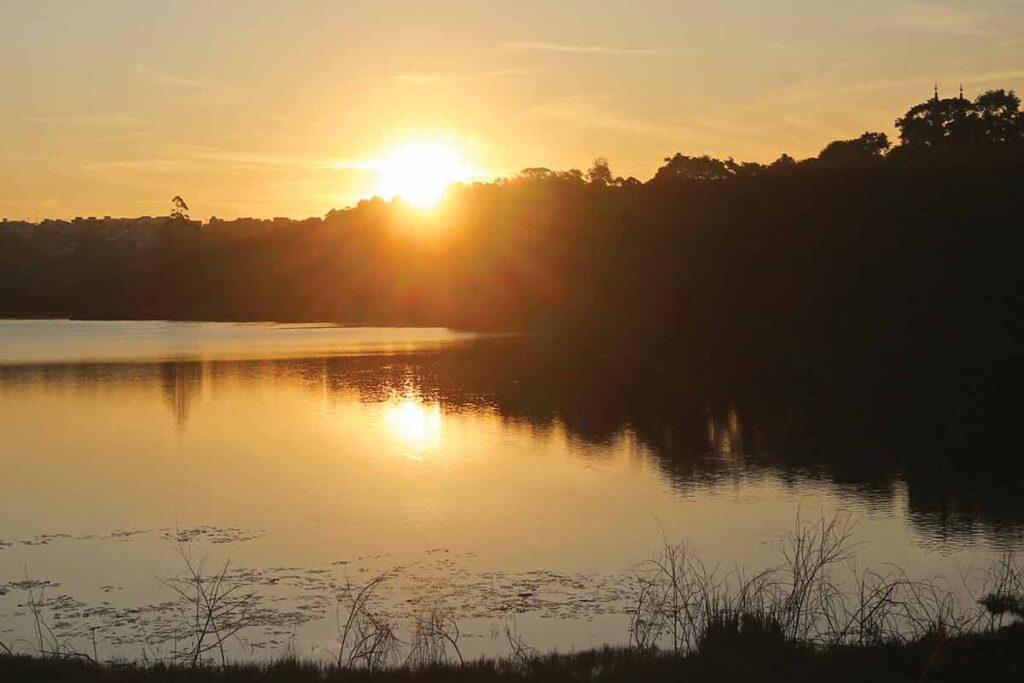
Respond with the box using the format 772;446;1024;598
383;397;443;456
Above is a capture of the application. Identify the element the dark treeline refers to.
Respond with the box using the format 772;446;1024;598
2;89;1023;450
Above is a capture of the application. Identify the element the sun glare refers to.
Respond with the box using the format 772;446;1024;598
376;142;472;208
384;397;443;456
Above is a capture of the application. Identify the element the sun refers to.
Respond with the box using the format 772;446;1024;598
375;142;473;208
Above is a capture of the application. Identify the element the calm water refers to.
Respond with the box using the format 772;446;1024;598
0;320;1020;660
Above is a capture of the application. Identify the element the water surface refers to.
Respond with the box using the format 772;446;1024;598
0;320;1020;660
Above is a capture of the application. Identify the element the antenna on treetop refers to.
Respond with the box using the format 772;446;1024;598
959;83;964;100
934;83;939;101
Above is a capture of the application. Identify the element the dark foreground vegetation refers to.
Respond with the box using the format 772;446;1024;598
3;519;1023;681
3;627;1024;683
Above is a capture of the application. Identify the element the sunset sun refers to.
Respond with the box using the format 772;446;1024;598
376;142;473;208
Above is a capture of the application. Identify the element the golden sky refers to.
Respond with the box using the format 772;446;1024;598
2;0;1023;220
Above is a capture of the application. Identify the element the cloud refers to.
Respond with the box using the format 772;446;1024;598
382;69;528;85
131;63;213;89
526;94;833;164
503;42;676;56
21;114;143;127
78;144;380;175
960;68;1024;86
78;158;197;174
757;67;1024;110
390;73;450;85
886;3;987;35
170;145;343;169
528;95;690;140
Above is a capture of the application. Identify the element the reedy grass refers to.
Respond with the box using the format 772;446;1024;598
4;515;1022;678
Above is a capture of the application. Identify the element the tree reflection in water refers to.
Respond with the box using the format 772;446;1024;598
0;335;1020;547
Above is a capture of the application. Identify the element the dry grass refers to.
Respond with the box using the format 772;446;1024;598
161;546;260;667
629;514;1023;656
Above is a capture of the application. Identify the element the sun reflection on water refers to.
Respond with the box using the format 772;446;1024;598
383;396;443;456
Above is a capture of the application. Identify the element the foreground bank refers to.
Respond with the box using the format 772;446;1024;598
4;624;1024;683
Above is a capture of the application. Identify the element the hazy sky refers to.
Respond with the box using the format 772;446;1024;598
2;0;1023;220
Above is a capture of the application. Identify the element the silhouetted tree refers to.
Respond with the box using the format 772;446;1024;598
725;158;766;178
587;158;614;186
558;168;586;184
170;195;190;221
518;167;555;181
972;89;1024;144
768;154;798;171
895;89;1024;151
653;154;735;182
818;132;890;165
897;96;955;149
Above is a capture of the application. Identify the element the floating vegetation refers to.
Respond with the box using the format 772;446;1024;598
10;526;265;549
20;534;76;547
162;527;266;545
0;537;636;660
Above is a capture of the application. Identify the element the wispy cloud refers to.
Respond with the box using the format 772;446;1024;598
381;69;528;85
526;94;829;162
78;158;198;174
528;95;690;140
886;3;988;35
389;73;450;85
22;114;143;127
757;66;1024;110
79;144;380;175
131;63;213;89
503;42;676;57
169;145;350;170
960;68;1024;86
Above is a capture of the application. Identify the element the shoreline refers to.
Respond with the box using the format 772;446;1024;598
4;626;1024;681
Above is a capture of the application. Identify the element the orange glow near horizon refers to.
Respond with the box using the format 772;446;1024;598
5;3;1024;220
375;142;475;209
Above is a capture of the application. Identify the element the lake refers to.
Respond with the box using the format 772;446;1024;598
0;320;1020;661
